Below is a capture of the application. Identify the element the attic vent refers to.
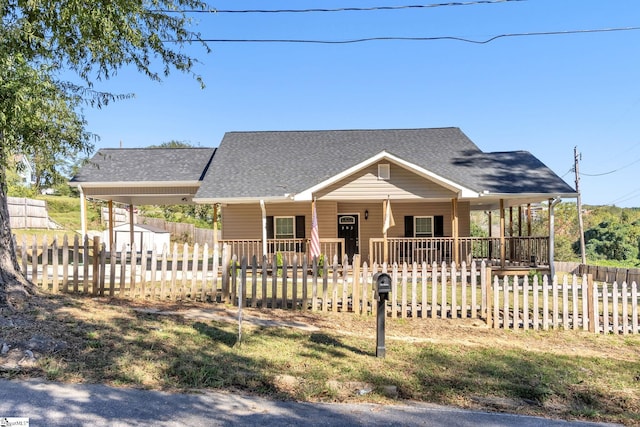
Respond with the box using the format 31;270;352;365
378;163;390;180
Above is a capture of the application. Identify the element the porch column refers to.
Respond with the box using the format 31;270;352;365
451;198;459;265
527;203;532;236
129;203;135;252
500;199;505;268
508;206;514;262
108;200;114;252
486;211;493;261
509;207;513;237
212;203;219;250
260;200;267;258
79;185;87;238
518;206;523;237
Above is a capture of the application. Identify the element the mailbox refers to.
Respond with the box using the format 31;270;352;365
372;272;392;358
373;272;391;300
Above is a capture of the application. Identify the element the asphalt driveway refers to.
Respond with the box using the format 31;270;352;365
0;379;620;427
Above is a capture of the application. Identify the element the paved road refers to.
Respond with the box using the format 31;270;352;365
0;379;620;427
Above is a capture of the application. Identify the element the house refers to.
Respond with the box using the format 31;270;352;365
193;128;576;267
70;128;577;269
14;154;35;187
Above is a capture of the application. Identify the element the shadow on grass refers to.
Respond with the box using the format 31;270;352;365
309;333;371;357
192;321;237;347
3;293;637;425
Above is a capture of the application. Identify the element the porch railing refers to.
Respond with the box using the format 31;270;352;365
369;236;549;266
220;238;345;264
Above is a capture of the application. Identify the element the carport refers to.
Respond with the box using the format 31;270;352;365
69;147;217;251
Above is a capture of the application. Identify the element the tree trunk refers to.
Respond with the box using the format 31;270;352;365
0;163;37;310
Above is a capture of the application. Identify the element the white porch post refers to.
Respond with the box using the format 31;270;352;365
129;203;135;252
212;203;219;250
451;198;459;265
108;200;114;252
260;200;267;258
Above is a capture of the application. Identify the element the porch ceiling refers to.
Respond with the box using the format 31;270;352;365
78;183;202;206
466;192;575;211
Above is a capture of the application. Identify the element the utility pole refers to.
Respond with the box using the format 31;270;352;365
574;146;587;265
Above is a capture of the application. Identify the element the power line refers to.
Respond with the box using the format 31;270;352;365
560;167;573;179
580;154;640;177
155;0;526;14
608;187;640;205
174;26;640;45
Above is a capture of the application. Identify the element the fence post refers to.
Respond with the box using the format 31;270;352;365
587;274;595;333
484;265;492;325
92;236;100;296
100;243;107;297
353;255;361;315
51;237;59;293
221;244;230;302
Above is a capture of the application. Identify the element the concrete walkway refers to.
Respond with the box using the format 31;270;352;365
0;379;620;427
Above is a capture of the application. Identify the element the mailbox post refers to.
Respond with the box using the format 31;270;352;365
373;272;391;358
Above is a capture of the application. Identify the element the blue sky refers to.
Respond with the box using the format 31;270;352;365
81;0;640;207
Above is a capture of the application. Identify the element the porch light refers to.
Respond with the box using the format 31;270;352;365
365;209;369;220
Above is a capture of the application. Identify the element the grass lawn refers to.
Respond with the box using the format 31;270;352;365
1;293;639;425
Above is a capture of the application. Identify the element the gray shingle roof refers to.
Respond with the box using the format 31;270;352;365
70;147;216;184
194;127;575;200
451;150;576;194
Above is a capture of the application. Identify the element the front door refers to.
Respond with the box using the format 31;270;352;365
337;214;359;263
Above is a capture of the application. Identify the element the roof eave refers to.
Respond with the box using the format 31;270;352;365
70;180;202;188
192;196;294;205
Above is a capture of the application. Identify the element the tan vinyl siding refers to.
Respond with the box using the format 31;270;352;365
317;162;456;200
221;204;263;239
221;200;470;260
316;201;338;238
457;202;471;236
221;201;338;240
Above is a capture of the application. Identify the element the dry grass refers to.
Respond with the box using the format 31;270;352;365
1;293;640;426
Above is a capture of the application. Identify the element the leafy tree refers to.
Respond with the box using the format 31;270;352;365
0;0;209;309
572;207;640;263
148;140;195;148
577;221;637;261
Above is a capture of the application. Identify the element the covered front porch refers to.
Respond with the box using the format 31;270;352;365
218;193;561;272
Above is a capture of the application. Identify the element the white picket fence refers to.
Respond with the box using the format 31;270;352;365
14;235;640;335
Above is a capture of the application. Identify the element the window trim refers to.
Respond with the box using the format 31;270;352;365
274;216;296;239
414;216;434;238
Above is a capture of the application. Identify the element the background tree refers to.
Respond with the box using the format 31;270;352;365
0;0;209;309
148;140;195;148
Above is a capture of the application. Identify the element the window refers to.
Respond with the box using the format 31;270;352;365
414;216;434;238
275;217;295;239
378;163;390;180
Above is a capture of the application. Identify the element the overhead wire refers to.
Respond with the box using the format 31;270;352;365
608;187;640;205
171;26;640;44
155;0;526;14
580;154;640;177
